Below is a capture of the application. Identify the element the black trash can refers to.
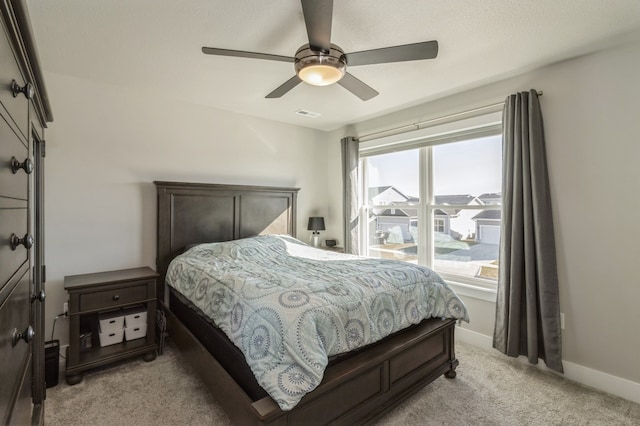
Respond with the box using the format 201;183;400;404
45;340;60;388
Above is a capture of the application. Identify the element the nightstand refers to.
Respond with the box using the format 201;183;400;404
64;267;158;385
321;246;345;253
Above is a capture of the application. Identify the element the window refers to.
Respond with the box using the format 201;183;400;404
360;115;502;289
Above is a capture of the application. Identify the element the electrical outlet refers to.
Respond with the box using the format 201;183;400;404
63;302;68;315
560;312;565;330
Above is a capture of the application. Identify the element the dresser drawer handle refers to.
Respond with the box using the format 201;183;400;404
11;80;34;100
12;325;35;347
32;290;46;303
11;157;34;174
9;233;33;250
112;294;120;301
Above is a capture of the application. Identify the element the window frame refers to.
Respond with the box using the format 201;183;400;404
358;112;502;296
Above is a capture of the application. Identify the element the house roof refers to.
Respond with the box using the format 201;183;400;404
369;186;418;203
478;193;502;201
431;194;478;216
472;210;502;220
374;208;415;218
434;194;477;206
369;186;393;199
370;189;502;218
478;192;501;198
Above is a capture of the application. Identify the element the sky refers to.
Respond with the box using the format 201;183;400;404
366;134;502;199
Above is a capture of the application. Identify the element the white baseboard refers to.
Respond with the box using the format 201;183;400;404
561;360;640;405
455;326;640;405
455;326;494;349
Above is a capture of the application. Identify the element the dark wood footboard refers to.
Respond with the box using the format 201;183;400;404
163;302;458;425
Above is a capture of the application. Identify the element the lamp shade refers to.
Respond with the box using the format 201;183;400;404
307;217;326;232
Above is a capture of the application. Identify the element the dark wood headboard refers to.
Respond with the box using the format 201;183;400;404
154;181;299;301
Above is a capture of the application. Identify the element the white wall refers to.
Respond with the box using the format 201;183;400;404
328;37;640;390
44;73;331;345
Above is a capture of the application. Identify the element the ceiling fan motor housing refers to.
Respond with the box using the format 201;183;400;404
295;44;347;86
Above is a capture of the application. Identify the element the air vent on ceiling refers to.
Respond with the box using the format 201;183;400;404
295;109;321;118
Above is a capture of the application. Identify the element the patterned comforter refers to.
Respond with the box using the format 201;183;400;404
166;235;469;410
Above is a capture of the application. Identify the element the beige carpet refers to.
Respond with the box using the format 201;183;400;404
46;341;640;425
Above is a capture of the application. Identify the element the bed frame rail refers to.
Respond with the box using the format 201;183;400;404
163;301;457;426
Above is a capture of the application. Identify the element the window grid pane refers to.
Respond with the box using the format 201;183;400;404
361;133;502;286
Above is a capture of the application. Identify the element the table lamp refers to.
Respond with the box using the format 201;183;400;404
307;217;325;248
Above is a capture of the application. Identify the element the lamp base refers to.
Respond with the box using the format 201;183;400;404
310;234;321;248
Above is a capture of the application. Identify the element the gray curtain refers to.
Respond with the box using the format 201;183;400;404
493;90;563;373
341;137;360;255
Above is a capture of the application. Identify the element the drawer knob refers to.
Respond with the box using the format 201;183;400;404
10;233;34;250
112;294;120;301
32;290;46;303
11;80;34;100
12;325;35;347
11;157;34;175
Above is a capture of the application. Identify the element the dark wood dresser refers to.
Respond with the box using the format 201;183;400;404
0;1;53;424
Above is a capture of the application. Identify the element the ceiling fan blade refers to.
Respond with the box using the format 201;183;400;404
301;0;333;52
338;73;379;101
346;41;438;66
202;47;294;63
265;75;302;98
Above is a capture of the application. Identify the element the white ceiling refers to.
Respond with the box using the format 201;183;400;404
25;0;640;132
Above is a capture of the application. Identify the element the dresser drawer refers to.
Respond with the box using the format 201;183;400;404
0;23;29;140
79;281;150;312
0;269;30;425
0;202;28;289
7;353;32;426
0;113;29;200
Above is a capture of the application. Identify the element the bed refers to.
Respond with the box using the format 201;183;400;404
155;181;467;425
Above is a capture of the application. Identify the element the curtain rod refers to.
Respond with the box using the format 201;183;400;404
357;90;543;142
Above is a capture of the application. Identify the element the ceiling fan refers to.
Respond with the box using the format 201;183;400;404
202;0;438;101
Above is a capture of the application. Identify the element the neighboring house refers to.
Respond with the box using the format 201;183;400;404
472;209;502;244
473;193;502;244
433;194;482;240
368;186;418;244
368;187;499;244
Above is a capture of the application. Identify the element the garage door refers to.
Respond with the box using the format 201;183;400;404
480;225;501;244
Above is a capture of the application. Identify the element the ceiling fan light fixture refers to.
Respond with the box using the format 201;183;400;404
298;64;344;86
295;44;346;86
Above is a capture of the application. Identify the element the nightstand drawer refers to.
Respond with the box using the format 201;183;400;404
321;246;344;253
79;282;149;312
